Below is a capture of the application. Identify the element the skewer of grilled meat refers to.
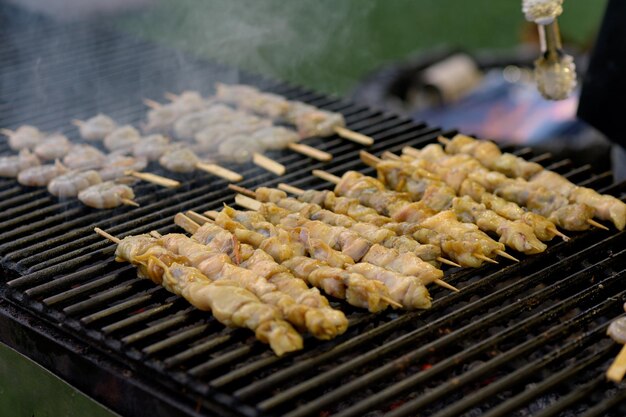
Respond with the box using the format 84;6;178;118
95;228;302;356
242;185;458;268
404;144;602;232
278;184;496;269
215;83;373;145
231;186;459;289
313;169;508;266
185;212;392;312
391;148;566;242
365;153;545;255
195;210;399;312
154;231;349;339
216;205;432;310
174;215;351;334
440;135;625;230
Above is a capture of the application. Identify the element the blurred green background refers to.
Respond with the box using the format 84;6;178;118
119;0;607;95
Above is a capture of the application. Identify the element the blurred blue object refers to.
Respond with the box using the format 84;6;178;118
412;70;583;145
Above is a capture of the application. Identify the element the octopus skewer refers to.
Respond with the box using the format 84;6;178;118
360;151;545;255
439;135;626;230
184;211;396;312
312;169;508;267
93;228;302;356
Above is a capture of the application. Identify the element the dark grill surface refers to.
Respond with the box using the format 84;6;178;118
1;6;626;417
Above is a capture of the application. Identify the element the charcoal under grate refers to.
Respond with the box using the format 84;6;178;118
1;5;626;417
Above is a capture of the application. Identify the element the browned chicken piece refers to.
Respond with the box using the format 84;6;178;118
346;263;431;310
254;202;444;286
444;134;544;179
459;179;557;241
531;170;626;231
377;157;546;254
453;196;546;254
335;171;503;261
186;221;348;337
113;234;302;356
468;171;594;231
205;210;392;312
157;233;343;339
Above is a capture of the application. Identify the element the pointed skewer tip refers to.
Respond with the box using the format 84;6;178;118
94;227;121;244
434;278;460;293
278;183;305;196
228;184;256;198
437;257;462;268
495;250;519;262
475;253;499;264
587;219;610;230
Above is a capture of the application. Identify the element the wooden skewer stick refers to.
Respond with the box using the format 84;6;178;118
164;92;179;101
287;143;333;162
359;150;383;167
234;193;460;293
278;183;305;196
185;212;403;308
277;183;464;269
437;136;451;145
0;128;14;136
143;98;162;109
495;250;520;263
94;227;121;244
587;219;610;231
125;170;181;188
185;210;212;226
121;198;140;207
547;226;570;241
312;169;341;184
71;119;84;127
204;210;219;220
253;153;286;176
334;126;374;146
475;254;498;264
607;345;626;383
150;230;162;238
195;162;243;182
228;184;256;198
402;146;421;157
381;151;401;161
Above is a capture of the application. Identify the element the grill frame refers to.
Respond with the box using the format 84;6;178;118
1;5;626;417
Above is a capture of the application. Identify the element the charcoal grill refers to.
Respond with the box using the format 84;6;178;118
1;4;626;417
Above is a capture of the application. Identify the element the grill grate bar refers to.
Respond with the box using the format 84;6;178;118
98;301;174;332
163;335;234;369
143;324;210;356
262;247;624;416
478;346;614;417
120;310;192;345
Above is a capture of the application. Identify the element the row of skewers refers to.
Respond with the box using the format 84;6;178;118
95;133;625;357
1;83;378;208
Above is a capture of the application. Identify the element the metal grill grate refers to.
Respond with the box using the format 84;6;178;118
1;6;626;417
